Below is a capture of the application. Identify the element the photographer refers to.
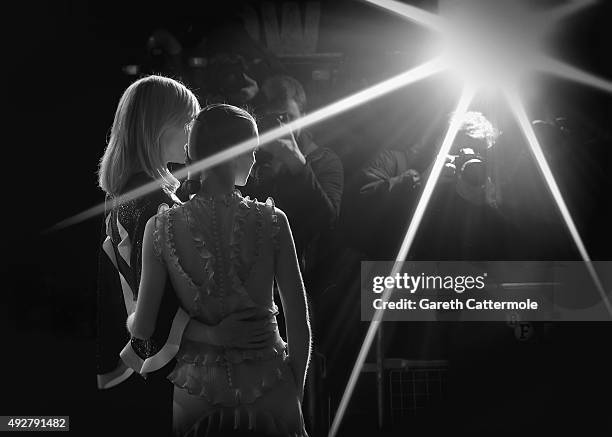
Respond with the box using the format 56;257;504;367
413;111;507;260
341;146;423;260
244;75;344;273
243;75;343;435
439;111;501;209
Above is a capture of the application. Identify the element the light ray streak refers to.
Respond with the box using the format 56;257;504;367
546;0;597;23
535;55;612;94
363;0;447;32
329;85;475;437
46;58;446;234
505;89;612;317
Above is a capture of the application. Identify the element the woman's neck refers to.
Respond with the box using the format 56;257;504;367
199;172;235;196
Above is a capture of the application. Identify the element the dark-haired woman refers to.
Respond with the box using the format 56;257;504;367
126;104;311;436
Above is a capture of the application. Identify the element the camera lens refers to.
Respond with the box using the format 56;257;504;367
461;158;486;186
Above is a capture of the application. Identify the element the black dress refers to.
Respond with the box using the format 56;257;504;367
96;172;189;435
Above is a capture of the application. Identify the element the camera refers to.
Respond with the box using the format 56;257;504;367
257;112;291;133
448;148;487;187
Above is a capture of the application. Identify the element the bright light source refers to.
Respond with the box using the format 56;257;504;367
436;0;578;90
368;0;609;94
330;1;612;435
330;85;475;437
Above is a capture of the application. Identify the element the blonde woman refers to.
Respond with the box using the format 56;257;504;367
127;104;311;436
97;77;273;435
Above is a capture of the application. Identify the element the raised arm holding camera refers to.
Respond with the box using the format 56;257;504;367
245;75;344;272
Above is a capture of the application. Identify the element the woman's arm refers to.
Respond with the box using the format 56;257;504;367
127;216;167;340
184;309;277;349
274;209;312;400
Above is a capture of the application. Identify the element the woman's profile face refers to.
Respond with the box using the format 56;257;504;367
161;124;189;164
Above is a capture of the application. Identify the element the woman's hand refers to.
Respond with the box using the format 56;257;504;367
209;308;277;349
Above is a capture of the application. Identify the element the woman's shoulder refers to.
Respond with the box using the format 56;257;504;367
240;194;286;219
148;202;182;232
115;175;174;219
113;195;170;231
243;196;291;243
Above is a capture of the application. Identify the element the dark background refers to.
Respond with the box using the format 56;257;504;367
3;1;612;435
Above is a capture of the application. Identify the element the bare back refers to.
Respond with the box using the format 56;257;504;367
154;190;281;325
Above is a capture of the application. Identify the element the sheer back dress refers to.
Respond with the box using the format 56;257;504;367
152;190;307;437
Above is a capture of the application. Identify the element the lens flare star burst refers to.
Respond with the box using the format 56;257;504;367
46;2;611;432
329;84;476;437
330;1;612;435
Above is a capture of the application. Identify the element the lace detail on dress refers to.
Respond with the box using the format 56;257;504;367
165;191;294;417
227;199;252;295
163;209;200;292
167;339;290;407
174;336;287;367
183;205;215;297
185;192;260;315
228;199;250;280
168;363;288;406
226;199;266;308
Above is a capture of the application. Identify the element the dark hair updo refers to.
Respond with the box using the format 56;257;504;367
188;103;258;162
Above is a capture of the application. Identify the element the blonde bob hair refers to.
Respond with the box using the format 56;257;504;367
98;75;200;196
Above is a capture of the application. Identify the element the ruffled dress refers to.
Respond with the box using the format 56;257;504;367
152;190;307;437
